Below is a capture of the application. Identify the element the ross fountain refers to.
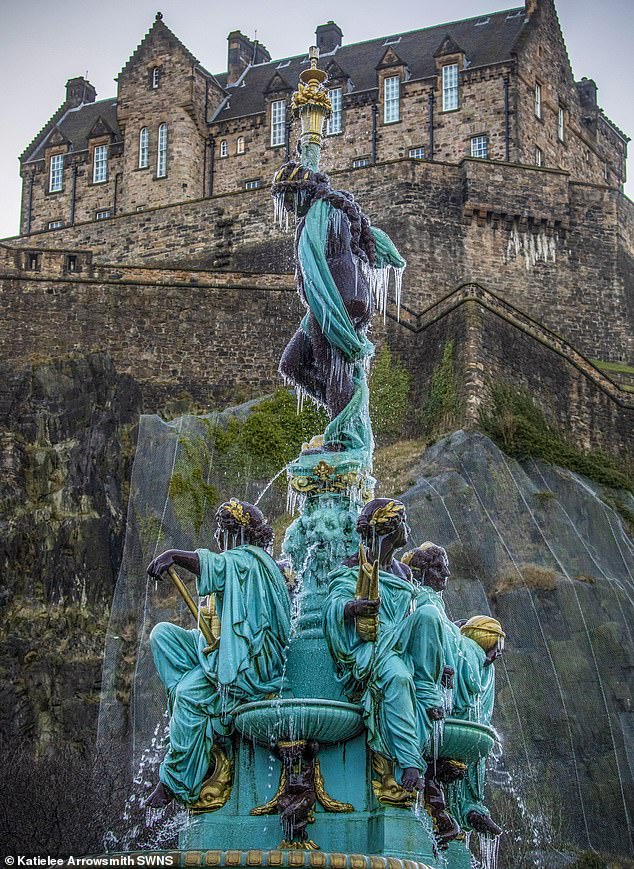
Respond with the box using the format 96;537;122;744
127;44;504;869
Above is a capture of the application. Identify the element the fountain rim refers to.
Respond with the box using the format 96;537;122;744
233;698;364;716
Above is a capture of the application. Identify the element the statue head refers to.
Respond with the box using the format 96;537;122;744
214;498;274;552
356;498;409;556
460;616;506;653
401;542;451;592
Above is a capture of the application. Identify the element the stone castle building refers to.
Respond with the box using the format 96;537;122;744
1;0;633;463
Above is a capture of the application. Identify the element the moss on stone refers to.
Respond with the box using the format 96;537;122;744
369;344;412;445
480;382;633;493
420;340;459;438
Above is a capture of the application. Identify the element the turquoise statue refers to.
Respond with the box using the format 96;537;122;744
136;44;506;869
144;499;292;807
322;500;447;790
402;544;505;839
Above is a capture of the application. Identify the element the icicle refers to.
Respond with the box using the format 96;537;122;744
394;265;405;322
478;833;500;869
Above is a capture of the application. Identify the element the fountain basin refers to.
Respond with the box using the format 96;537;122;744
233;698;365;746
434;718;498;764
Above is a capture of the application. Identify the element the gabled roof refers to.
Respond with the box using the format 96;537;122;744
211;6;527;122
26;99;120;163
118;12;215;80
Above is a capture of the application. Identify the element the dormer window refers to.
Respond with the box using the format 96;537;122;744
49;154;63;192
93;145;108;183
220;140;228;158
442;64;459;111
326;88;342;134
384;76;400;124
152;67;160;89
271;100;286;147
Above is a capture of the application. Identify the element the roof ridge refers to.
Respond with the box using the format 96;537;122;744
212;4;524;74
20;104;69;163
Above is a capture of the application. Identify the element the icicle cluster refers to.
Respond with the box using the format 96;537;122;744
361;262;405;322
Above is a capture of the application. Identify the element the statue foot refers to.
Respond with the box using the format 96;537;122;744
434;811;461;849
144;780;175;808
466;810;502;837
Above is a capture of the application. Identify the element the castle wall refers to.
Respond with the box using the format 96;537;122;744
7;159;632;366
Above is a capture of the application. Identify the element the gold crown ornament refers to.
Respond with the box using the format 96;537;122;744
460;616;506;652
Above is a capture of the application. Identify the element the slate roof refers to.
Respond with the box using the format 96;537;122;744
25;99;120;163
211;6;528;122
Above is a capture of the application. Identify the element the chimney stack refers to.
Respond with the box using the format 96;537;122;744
227;31;271;85
65;76;96;107
315;21;343;54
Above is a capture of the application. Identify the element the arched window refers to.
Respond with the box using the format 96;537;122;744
157;123;167;177
220;140;228;158
236;136;245;155
139;127;149;168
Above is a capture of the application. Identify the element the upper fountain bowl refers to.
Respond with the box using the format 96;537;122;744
233;698;365;746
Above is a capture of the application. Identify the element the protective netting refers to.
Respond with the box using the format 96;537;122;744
98;419;634;862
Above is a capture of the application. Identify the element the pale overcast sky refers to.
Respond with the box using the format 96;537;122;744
0;0;631;239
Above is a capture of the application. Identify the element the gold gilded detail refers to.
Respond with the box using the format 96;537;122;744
226;498;252;527
313;460;336;482
250;767;287;815
247;852;263;865
282;842;319;853
204;854;222;866
330;857;347;869
268;852;284;866
314;759;354;813
310;854;326;867
185;854;202;867
289;469;369;497
371;753;415;808
190;744;234;813
350;858;366;869
355;546;379;643
368;501;404;531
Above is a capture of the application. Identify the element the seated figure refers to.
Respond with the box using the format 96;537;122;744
145;499;292;807
322;499;447;794
403;544;505;838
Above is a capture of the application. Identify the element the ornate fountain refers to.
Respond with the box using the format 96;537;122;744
143;45;502;869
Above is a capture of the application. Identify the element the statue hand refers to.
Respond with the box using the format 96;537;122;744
344;598;380;620
401;767;425;791
441;666;455;689
427;706;445;722
147;550;177;579
484;645;501;667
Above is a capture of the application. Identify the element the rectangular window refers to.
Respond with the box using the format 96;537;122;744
245;179;261;190
535;146;543;167
470;135;489;159
326;88;342;135
157;123;168;177
408;147;425;159
442;64;459;111
65;254;78;272
271;100;286;147
96;209;112;220
47;220;63;230
49;154;63;192
139;128;149;168
27;252;40;271
534;82;542;119
558;106;565;142
384;76;400;124
352;157;370;168
93;145;107;183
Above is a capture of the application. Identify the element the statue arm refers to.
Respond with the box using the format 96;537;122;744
147;549;200;579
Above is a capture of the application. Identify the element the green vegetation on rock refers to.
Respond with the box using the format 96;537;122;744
420;340;459;438
369;344;412;445
480;382;633;493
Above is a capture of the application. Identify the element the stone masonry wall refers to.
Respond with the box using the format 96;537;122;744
6;158;633;366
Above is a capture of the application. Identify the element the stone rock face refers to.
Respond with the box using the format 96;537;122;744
0;352;142;748
400;430;634;861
